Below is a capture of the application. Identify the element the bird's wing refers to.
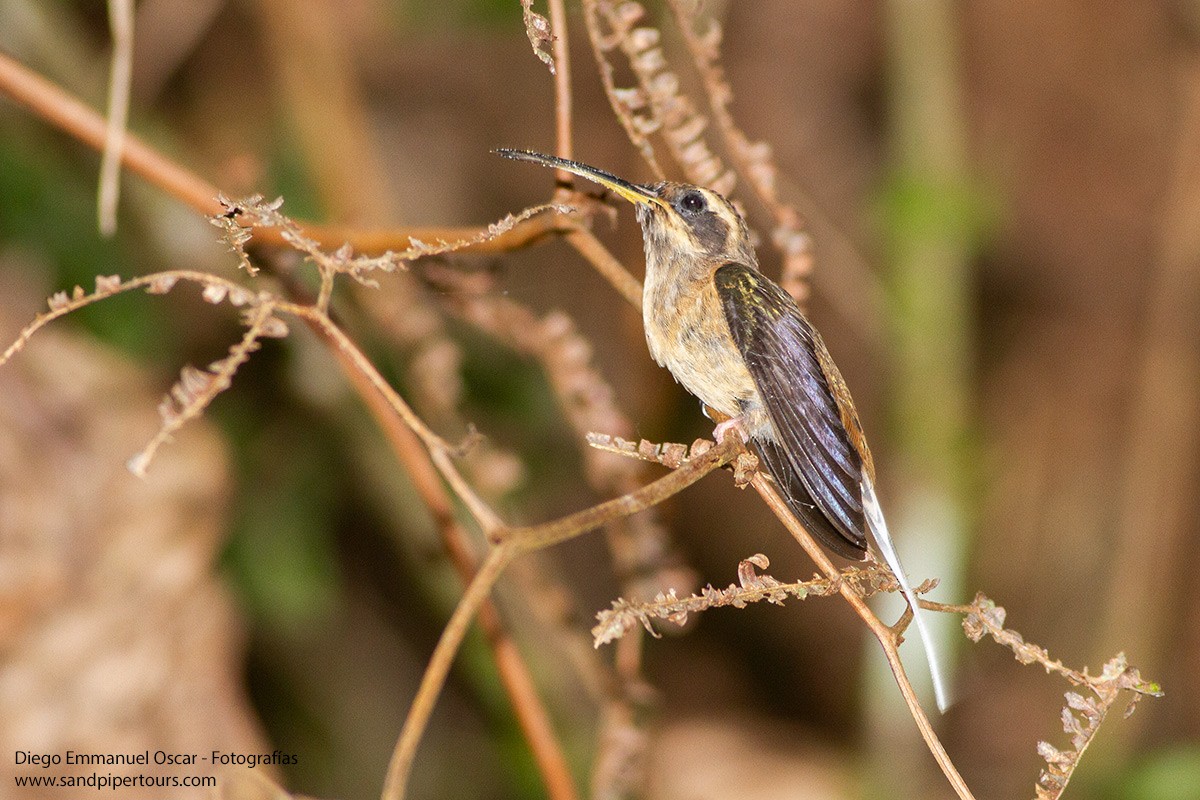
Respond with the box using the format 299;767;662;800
713;262;868;556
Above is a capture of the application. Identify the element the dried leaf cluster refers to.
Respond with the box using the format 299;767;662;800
582;0;814;299
592;554;909;646
522;0;558;74
953;595;1163;800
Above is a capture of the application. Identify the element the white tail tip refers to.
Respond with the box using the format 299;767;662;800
861;478;952;714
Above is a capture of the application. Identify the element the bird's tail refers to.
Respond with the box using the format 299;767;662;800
861;477;951;713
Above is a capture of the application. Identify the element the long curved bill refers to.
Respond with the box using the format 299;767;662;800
495;149;668;210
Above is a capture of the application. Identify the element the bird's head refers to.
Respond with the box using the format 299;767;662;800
496;149;757;275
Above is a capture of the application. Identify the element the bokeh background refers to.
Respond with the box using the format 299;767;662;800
1;2;1197;799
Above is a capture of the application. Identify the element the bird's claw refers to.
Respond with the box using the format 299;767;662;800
713;416;749;444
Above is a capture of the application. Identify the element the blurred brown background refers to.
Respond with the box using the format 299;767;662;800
1;1;1197;799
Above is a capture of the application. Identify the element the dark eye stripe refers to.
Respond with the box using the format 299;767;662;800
688;204;727;252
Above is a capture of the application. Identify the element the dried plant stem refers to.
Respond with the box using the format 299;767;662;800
382;438;737;800
1;16;1164;800
286;273;730;800
0;51;570;255
752;475;976;800
549;0;574;165
98;0;134;236
131;302;275;475
381;543;519;800
663;0;814;298
564;228;644;309
0;50;630;799
289;307;450;454
327;325;583;799
280;303;585;800
0;258;581;800
1;270;229;366
287;307;579;800
0;48;636;310
1;43;974;797
301;214;573;255
502;438;737;552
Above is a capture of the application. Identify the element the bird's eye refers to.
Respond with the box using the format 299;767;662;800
678;191;707;215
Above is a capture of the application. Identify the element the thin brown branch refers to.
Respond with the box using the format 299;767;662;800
219;198;586;800
549;13;973;779
564;228;644;310
382;544;520;800
500;437;739;552
548;0;574;166
129;301;278;476
934;595;1163;699
565;11;976;790
225;212;695;800
587;433;702;468
932;595;1161;799
308;295;573;784
215;194;571;289
0;45;641;349
382;436;737;800
302;213;576;254
295;308;579;800
422;268;685;593
593;554;903;646
751;474;977;800
0;51;578;257
6;24;1129;800
420;252;674;798
99;0;134;236
1;270;239;367
0;218;582;800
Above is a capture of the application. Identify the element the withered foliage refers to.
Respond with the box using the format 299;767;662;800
954;595;1163;800
521;0;558;74
592;554;909;645
582;0;813;300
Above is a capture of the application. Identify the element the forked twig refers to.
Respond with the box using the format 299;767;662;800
751;474;977;800
933;595;1163;800
380;436;739;800
592;554;905;645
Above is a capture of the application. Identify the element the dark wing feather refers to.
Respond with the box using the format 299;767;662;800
713;263;868;558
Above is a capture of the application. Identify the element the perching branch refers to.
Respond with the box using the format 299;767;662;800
592;553;908;646
936;595;1163;800
381;436;740;800
751;473;977;800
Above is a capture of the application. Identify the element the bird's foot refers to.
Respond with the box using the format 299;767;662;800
713;415;750;444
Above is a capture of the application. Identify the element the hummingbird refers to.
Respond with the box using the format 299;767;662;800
497;148;949;712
